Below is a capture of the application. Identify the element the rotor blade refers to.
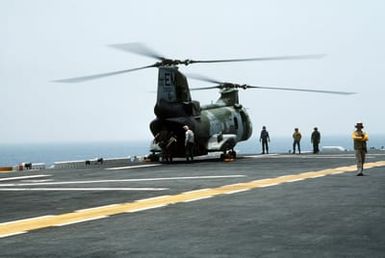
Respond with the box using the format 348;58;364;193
186;73;222;84
245;85;356;95
190;85;222;91
188;54;326;64
53;64;156;83
109;42;164;60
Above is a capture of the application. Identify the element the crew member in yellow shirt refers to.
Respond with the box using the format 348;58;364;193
292;128;302;154
352;122;369;176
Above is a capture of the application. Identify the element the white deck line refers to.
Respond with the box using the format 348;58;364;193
105;164;161;170
54;216;108;227
0;175;51;182
0;187;168;191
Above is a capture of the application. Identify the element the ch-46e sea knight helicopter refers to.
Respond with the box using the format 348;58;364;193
55;43;354;161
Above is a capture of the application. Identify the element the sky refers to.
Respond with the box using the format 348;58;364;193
1;0;384;144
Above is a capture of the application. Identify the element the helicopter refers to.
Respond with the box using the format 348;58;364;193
55;43;355;161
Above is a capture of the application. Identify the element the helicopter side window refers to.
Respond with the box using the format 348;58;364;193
234;117;239;130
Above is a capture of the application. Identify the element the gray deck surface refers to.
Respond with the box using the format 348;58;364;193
0;151;384;257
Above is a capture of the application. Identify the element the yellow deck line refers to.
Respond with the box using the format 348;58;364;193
1;161;385;238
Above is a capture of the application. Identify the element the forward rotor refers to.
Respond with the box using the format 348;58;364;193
53;42;326;83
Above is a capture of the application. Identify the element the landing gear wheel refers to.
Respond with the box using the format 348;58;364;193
146;153;160;162
222;150;236;162
229;150;236;159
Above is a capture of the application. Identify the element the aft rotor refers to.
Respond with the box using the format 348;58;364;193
187;74;355;95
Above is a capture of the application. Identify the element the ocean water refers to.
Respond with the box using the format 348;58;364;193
1;135;384;167
0;141;150;167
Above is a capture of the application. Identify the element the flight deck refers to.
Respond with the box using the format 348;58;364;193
0;151;384;257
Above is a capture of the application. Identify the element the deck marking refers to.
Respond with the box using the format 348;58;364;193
0;175;245;187
0;175;51;182
182;189;212;195
135;195;172;202
125;204;168;213
286;178;305;182
54;216;108;227
0;215;55;226
105;164;161;170
182;196;213;203
76;204;122;213
225;188;251;194
244;154;279;158
246;154;381;160
0;187;168;191
21;179;53;183
1;161;385;238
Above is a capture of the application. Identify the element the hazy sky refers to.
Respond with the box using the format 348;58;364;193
1;0;384;143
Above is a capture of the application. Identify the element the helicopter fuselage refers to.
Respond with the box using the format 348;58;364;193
149;66;252;158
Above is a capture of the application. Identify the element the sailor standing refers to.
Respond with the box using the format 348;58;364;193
311;127;321;154
352;122;369;176
259;126;270;154
292;128;302;154
183;125;195;161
